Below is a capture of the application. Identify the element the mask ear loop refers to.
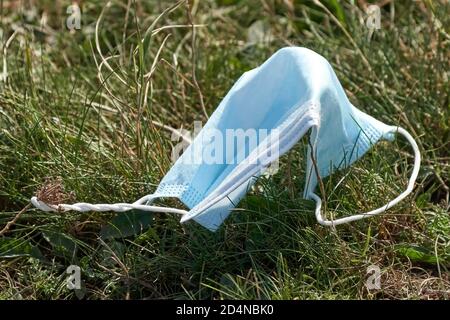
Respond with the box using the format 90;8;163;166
30;194;189;216
308;126;421;226
30;123;192;216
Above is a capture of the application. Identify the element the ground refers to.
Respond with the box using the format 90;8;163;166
0;0;449;299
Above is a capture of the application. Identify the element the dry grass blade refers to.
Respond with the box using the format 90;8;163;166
35;177;75;206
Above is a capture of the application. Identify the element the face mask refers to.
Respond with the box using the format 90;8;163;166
31;47;421;231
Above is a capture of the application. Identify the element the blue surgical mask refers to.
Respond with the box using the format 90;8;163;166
31;47;420;231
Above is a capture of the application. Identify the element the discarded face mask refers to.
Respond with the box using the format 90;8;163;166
31;47;421;231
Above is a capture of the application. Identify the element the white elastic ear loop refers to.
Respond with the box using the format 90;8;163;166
30;194;189;215
309;126;421;227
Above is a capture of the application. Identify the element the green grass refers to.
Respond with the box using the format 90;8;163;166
0;0;449;299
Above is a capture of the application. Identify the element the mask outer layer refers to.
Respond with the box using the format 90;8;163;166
154;47;399;231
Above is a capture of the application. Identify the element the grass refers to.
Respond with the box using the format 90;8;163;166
0;0;449;299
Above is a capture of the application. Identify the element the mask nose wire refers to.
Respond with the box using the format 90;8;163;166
30;193;189;215
308;126;421;226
